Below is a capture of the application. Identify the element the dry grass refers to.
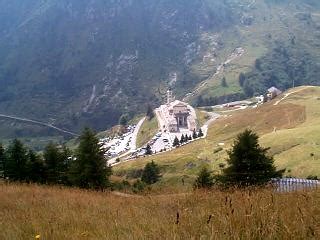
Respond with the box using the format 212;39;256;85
1;183;320;240
136;117;158;148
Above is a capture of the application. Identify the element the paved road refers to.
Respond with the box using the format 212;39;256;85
0;113;79;136
273;86;313;106
109;117;145;166
202;112;220;137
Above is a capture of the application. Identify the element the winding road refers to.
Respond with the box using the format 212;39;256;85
0;113;79;136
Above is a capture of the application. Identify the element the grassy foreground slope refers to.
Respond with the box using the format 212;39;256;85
115;86;320;185
1;183;319;239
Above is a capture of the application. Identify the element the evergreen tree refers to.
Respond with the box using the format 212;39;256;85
59;145;73;185
70;128;112;189
188;135;192;141
146;104;154;120
192;129;198;139
145;144;153;155
173;136;180;147
26;150;45;183
239;72;246;87
180;135;185;144
43;143;63;184
221;77;228;87
141;161;161;184
5;139;28;181
198;128;204;137
119;114;128;126
184;134;189;142
194;166;214;189
221;129;283;187
0;143;5;178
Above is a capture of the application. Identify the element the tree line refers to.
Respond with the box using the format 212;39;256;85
0;128;111;190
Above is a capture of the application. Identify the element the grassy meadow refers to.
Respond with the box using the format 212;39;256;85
1;183;319;240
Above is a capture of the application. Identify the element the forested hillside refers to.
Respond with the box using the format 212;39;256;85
0;0;319;143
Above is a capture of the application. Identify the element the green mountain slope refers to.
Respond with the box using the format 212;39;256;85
0;0;319;144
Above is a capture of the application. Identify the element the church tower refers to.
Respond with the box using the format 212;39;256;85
167;88;174;104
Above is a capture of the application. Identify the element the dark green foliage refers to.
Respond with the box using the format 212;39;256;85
188;135;192;141
173;136;180;147
221;129;283;187
306;175;318;180
43;143;63;184
69;128;112;189
198;128;204;137
119;115;128;126
132;179;146;193
26;150;46;183
4;139;28;181
193;129;198;139
194;167;214;189
141;161;161;185
242;42;320;97
180;135;185;144
221;77;228;87
145;144;152;155
239;72;246;87
184;134;189;142
146;105;154;120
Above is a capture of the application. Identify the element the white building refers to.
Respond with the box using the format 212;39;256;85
156;89;197;132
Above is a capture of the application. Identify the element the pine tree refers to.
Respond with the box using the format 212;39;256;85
146;104;154;120
173;136;180;147
198;128;204;137
141;161;161;184
5;139;28;181
180;135;185;144
194;166;214;189
221;77;228;87
26;150;45;183
145;144;152;155
239;72;246;87
119;114;128;126
221;129;283;187
188;135;192;141
70;128;112;189
43;143;62;184
184;134;189;142
192;129;198;139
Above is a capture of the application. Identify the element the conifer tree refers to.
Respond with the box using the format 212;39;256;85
221;77;228;87
198;128;204;137
5;139;28;181
70;128;111;189
43;143;63;184
26;150;45;183
192;129;198;139
194;166;214;189
173;136;180;147
221;129;283;186
141;161;161;184
180;135;185;144
146;104;154;120
188;135;192;141
145;144;152;155
184;134;189;142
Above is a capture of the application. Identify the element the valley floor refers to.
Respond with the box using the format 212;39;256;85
1;183;320;240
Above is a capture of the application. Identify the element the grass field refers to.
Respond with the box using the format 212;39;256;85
136;117;158;148
115;86;320;185
1;183;319;240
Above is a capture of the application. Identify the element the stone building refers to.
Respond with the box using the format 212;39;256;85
156;89;197;132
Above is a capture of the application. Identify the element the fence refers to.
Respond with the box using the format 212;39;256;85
271;178;320;192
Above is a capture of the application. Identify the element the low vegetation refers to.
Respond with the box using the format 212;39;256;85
1;183;319;239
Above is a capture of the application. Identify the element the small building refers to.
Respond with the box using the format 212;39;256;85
267;87;282;100
156;89;197;132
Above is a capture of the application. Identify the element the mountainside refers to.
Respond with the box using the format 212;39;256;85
0;0;320;143
115;86;320;185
